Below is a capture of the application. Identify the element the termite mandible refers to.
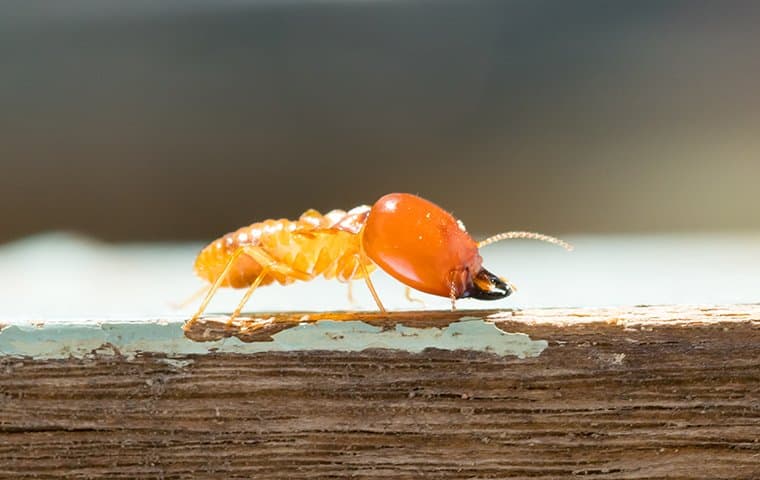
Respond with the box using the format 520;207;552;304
184;193;572;329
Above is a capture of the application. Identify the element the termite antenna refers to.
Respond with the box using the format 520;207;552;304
477;231;574;251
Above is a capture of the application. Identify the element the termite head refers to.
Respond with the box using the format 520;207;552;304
361;193;509;300
362;193;571;303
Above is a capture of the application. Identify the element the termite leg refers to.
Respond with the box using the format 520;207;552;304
358;258;386;312
170;284;209;310
227;245;312;326
242;246;312;281
449;282;457;312
185;246;248;330
404;286;425;307
228;266;270;326
346;281;357;306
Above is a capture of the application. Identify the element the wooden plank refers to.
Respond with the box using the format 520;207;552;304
1;305;759;479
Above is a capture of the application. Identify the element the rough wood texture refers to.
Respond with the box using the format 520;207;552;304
1;305;759;479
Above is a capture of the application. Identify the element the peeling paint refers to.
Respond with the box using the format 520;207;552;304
0;318;547;360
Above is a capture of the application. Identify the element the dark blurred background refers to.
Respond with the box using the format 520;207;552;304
2;0;758;243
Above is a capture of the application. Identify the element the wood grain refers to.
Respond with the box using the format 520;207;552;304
1;305;759;479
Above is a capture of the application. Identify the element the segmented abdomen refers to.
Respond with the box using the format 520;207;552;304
194;206;374;289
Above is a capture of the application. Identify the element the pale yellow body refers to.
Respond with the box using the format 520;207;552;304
194;207;376;290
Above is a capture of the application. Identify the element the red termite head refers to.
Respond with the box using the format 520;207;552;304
361;193;511;301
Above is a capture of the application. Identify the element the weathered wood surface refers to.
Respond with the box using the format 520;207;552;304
1;305;759;479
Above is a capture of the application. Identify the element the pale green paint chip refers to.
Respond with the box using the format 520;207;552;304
0;318;548;360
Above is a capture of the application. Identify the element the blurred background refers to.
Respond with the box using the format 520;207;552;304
3;0;759;244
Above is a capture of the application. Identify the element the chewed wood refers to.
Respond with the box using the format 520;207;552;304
194;206;373;288
1;304;758;479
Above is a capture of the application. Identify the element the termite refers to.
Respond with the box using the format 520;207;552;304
184;192;571;329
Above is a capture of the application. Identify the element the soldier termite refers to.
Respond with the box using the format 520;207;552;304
184;193;571;330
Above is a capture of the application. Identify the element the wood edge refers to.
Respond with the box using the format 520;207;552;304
183;304;760;342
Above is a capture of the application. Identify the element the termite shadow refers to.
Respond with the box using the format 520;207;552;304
183;309;509;343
